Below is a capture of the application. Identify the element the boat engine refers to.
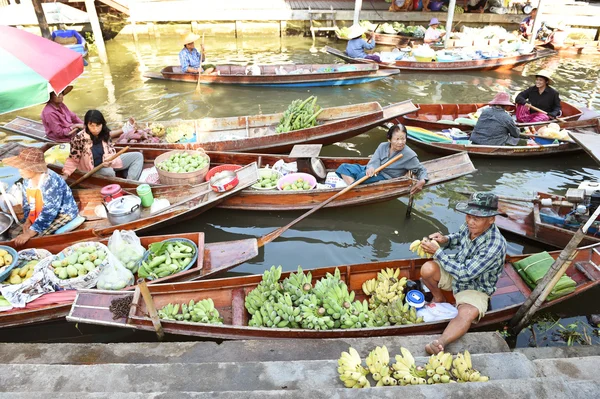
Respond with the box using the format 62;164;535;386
560;182;600;231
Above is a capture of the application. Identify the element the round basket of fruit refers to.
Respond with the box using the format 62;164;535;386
154;149;210;185
0;246;19;284
252;168;283;190
48;242;111;289
277;172;317;191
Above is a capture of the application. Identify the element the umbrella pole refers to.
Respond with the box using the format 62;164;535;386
444;0;456;49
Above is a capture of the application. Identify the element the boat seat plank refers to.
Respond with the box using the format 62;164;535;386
73;291;131;307
231;288;246;326
1;117;50;142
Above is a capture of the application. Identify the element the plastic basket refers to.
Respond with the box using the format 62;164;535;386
205;164;242;181
154;149;210;185
0;246;19;283
140;238;199;280
277;173;317;191
540;213;565;226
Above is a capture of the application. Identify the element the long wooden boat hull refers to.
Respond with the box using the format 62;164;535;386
144;64;399;87
496;192;600;249
67;244;600;339
397;102;584;130
0;233;260;329
1;101;418;153
323;46;557;72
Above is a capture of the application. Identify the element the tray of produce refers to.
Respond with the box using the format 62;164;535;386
138;238;198;280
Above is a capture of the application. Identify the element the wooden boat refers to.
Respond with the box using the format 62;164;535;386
403;119;600;158
143;64;399;87
0;100;418;153
0;146;259;248
570;131;600;165
323;45;557;72
27;144;474;211
496;192;600;249
397;102;584;130
0;232;260;329
66;244;600;339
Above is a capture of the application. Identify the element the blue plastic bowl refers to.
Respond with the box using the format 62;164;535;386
141;238;199;280
0;246;20;283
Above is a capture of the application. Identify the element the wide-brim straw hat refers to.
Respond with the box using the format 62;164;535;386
182;32;201;46
348;24;365;39
488;92;514;107
429;18;440;26
533;69;553;85
3;148;48;174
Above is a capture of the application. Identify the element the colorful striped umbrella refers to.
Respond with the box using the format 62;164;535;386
0;26;84;115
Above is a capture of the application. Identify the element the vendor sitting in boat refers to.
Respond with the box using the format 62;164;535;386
346;24;381;63
470;93;526;146
424;18;445;44
178;32;215;74
41;85;84;143
515;70;562;123
419;192;507;354
519;7;537;39
4;148;79;246
62;110;144;181
335;123;428;195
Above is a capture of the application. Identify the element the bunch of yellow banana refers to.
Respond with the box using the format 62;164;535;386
362;268;407;309
366;346;398;386
451;350;490;383
409;239;433;259
391;347;427;386
337;347;370;388
424;352;453;384
0;249;13;267
387;299;424;325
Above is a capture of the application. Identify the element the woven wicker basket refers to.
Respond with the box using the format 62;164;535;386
154;149;210;185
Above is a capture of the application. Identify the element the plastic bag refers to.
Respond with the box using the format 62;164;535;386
96;258;134;291
47;242;112;290
108;230;145;273
416;302;458;322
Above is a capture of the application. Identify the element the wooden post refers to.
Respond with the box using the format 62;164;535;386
137;279;165;341
31;0;51;39
529;0;545;45
444;0;456;49
509;204;600;334
84;0;108;64
353;0;363;25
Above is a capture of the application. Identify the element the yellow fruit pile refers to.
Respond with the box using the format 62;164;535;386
409;239;433;259
2;260;38;285
0;249;13;267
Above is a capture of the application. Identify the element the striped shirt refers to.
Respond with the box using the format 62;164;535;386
433;222;506;295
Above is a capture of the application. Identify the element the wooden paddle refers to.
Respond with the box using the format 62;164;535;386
405;171;415;218
195;33;205;92
69;146;129;188
257;153;404;247
527;103;567;123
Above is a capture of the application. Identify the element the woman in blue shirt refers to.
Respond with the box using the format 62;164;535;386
179;33;205;73
345;24;381;63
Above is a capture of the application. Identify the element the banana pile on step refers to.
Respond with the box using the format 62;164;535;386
366;346;397;387
424;352;454;384
392;347;428;386
387;299;424;325
337;347;370;388
362;268;407;309
409;238;434;259
157;299;223;325
451;350;489;382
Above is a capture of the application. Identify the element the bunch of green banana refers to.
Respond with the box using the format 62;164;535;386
244;265;284;315
273;292;301;328
387;299;424;325
362;268;407;309
451;351;490;383
312;268;343;300
337;347;370;388
392;347;428;386
424;352;453;384
157;299;222;325
249;300;290;328
371;304;390;327
275;96;324;133
299;294;334;330
157;303;180;321
409;239;433;259
366;346;397;386
282;266;312;305
339;299;373;329
322;281;355;322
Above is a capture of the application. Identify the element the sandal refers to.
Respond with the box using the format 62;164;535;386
425;339;445;355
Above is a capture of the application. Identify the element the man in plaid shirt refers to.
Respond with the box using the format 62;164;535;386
419;192;507;354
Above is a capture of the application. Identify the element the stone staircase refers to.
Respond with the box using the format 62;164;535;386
0;332;598;397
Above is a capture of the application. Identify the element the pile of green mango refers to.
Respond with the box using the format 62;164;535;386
157;152;208;174
282;177;312;191
51;246;106;280
252;171;280;189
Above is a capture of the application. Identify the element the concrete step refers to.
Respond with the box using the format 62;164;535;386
534;356;600;381
0;332;509;365
0;353;536;393
0;378;599;398
516;345;600;360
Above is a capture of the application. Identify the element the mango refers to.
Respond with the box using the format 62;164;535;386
83;261;95;272
58;268;68;279
18;267;28;278
0;249;7;257
9;275;22;285
66;265;78;278
67;253;78;265
52;260;62;268
25;270;34;279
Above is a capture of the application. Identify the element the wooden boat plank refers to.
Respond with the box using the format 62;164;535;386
1;117;50;142
569;131;600;165
66;245;600;339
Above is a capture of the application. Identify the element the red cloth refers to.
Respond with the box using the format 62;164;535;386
516;104;551;123
41;103;83;142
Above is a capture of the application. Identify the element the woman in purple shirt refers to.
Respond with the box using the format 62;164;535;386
41;86;83;143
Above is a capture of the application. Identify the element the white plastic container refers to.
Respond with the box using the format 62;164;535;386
578;181;600;196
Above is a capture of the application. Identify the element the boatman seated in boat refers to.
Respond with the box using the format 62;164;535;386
519;7;537;39
424;18;445;45
41;85;84;143
515;69;562;123
62;110;144;181
335;123;428;195
346;24;382;63
470;92;527;146
178;32;214;75
4;148;79;246
419;192;507;354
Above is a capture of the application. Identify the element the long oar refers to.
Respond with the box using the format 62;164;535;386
405;171;415;218
196;33;205;92
69;146;129;188
527;103;567;123
257;153;404;247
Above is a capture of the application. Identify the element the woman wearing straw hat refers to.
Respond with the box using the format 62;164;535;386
41;85;84;143
345;24;381;63
3;148;78;246
470;92;526;146
424;18;446;45
179;32;206;74
515;70;562;123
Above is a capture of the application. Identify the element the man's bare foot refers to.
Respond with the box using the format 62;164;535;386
425;339;445;355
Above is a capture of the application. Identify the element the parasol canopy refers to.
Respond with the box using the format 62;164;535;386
0;26;84;115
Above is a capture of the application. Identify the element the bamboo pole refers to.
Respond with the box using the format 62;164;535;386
137;278;164;341
444;0;456;49
84;0;108;64
509;204;600;334
31;0;50;39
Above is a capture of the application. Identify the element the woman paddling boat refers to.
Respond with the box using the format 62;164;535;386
515;69;562;123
